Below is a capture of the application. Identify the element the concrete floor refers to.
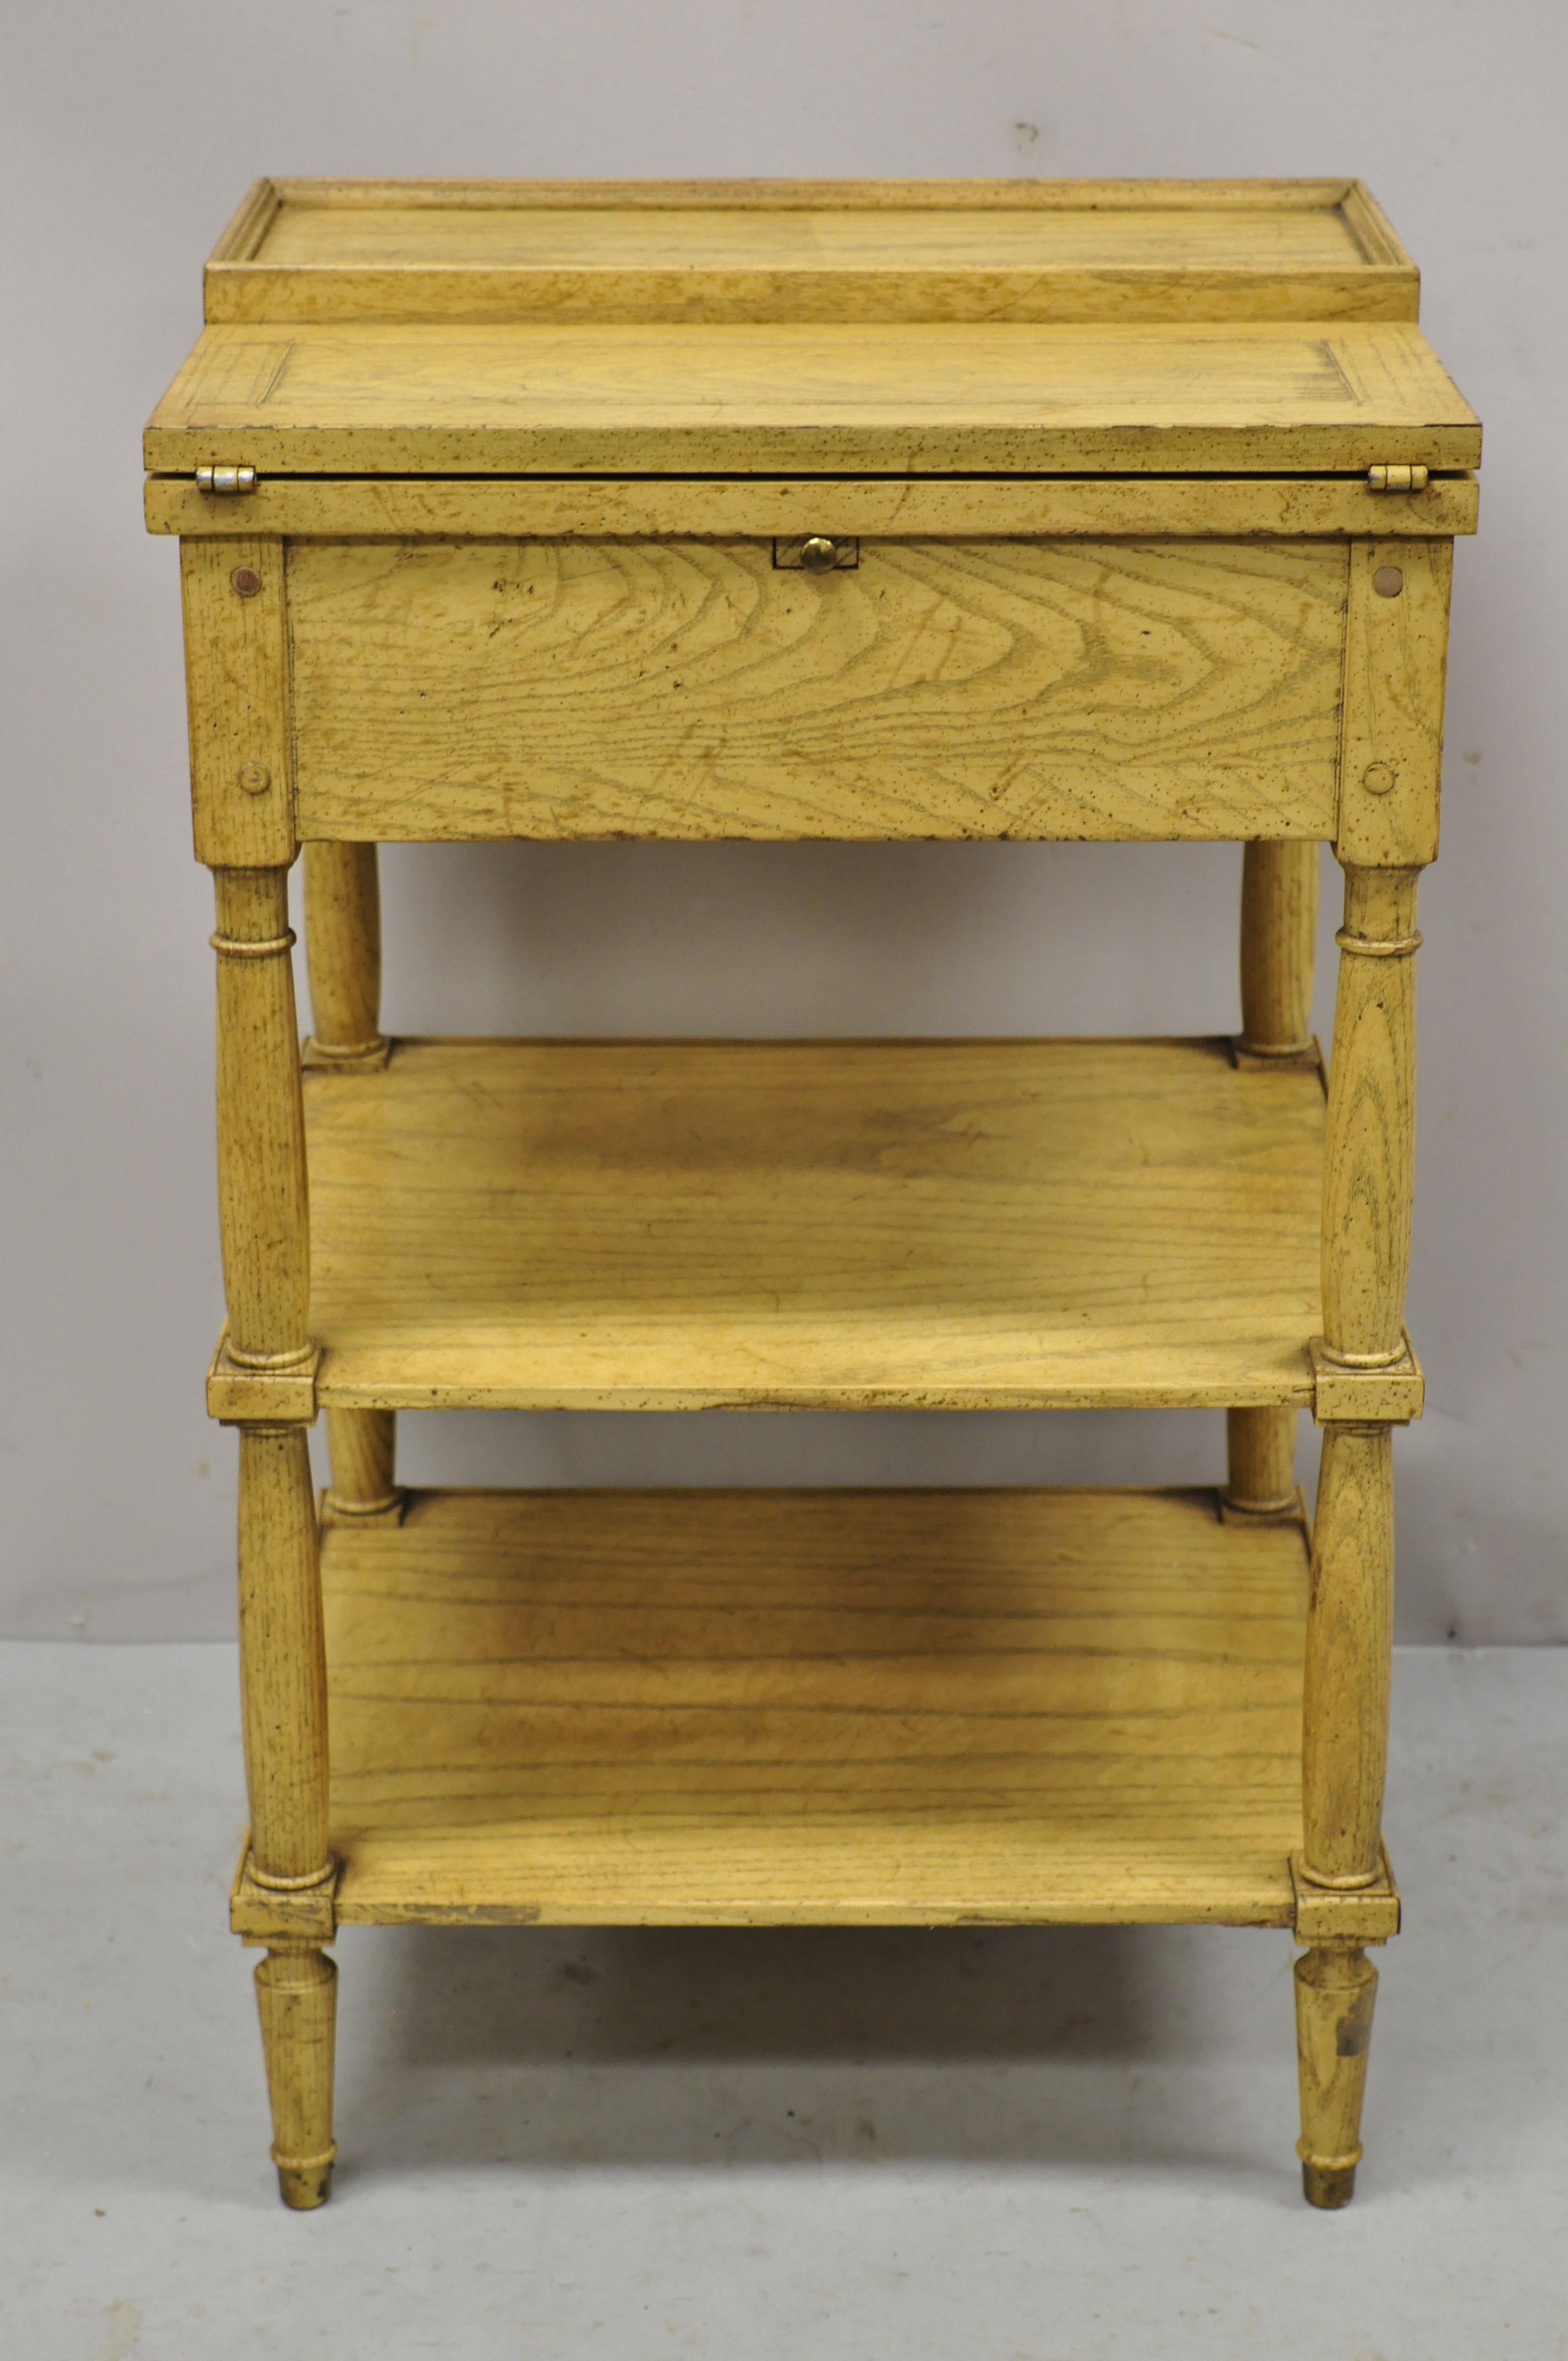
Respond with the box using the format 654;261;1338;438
5;1644;1565;2361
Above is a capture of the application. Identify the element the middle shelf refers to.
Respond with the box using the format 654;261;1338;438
303;1033;1324;1412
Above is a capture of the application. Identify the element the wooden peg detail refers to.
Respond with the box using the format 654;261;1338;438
302;841;390;1070
1321;866;1419;1367
254;1945;338;2208
237;1426;333;1890
181;536;296;868
213;868;313;1371
323;1406;404;1524
1302;1424;1393;1891
1335;537;1452;871
1221;1407;1299;1521
1294;1943;1379;2207
1237;839;1319;1066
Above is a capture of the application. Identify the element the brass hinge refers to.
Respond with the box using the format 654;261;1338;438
195;463;257;496
1366;464;1430;493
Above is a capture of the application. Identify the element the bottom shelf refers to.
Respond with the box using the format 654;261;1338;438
323;1486;1309;1929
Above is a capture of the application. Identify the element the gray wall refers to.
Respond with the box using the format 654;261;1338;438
2;1;1561;1641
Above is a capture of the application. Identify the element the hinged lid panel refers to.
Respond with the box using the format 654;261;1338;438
207;177;1418;325
145;179;1478;481
144;318;1479;479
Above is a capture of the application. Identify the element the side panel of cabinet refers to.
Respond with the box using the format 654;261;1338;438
286;537;1348;842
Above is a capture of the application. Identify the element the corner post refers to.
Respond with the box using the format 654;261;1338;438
1228;836;1319;1512
1293;1423;1394;2210
1239;837;1318;1063
238;1423;337;2206
183;534;337;2203
1320;866;1420;1367
303;840;388;1069
1287;535;1452;2206
323;1407;402;1521
302;841;401;1521
212;868;312;1367
1302;1423;1393;1889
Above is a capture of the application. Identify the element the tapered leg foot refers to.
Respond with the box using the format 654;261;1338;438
1294;1943;1377;2208
255;1945;338;2208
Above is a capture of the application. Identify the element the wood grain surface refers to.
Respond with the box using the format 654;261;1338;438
288;536;1347;842
1224;1408;1299;1516
1295;1942;1379;2207
211;869;312;1368
237;1426;331;1886
143;319;1480;477
1302;1423;1394;1887
1321;868;1419;1364
1335;537;1453;868
301;840;385;1064
146;474;1481;540
1239;839;1319;1058
203;176;1417;325
180;537;295;867
322;1485;1310;1927
253;1946;337;2208
302;1036;1326;1411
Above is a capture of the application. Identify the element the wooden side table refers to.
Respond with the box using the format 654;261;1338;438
144;178;1479;2210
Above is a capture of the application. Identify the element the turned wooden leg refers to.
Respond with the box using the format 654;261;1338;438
301;844;397;1519
1295;1943;1378;2207
1239;837;1318;1061
238;1426;332;1887
1302;1423;1394;1889
302;840;388;1068
255;1945;339;2208
1290;854;1411;2206
324;1405;403;1521
1227;840;1317;1515
1321;866;1419;1367
1294;1426;1392;2206
238;1426;337;2204
1223;1407;1297;1517
213;868;312;1369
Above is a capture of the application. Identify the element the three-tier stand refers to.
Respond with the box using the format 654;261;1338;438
144;177;1480;2208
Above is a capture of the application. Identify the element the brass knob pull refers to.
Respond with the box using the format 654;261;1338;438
772;536;859;572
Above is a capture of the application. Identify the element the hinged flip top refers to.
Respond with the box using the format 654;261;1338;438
144;179;1479;480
